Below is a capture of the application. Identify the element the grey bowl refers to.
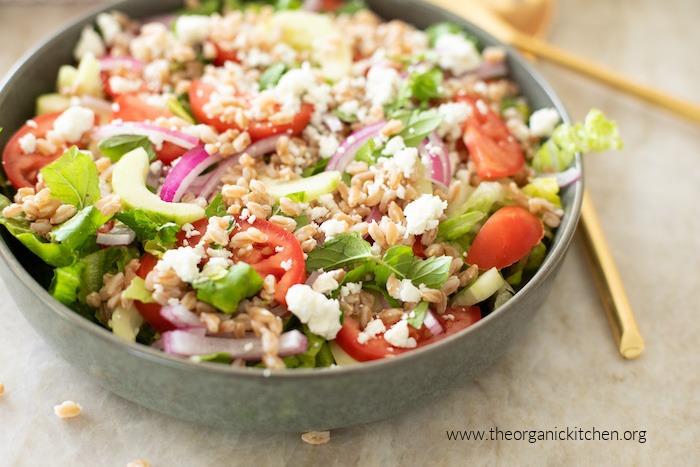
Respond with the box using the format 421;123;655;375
0;0;582;432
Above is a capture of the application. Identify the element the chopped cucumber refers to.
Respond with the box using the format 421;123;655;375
450;267;505;306
264;170;341;202
36;93;71;115
57;65;78;94
108;305;144;342
74;52;104;98
328;341;360;366
112;147;205;225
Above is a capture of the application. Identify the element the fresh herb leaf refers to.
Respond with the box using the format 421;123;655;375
166;95;196;124
190;353;233;364
394;66;443;110
353;136;379;165
305;232;374;272
302;158;330;177
332;0;367;14
193;262;263;313
397;109;444;147
40;146;100;209
333;108;358;123
205;194;228;218
99;134;157;162
407;301;429;329
116;209;180;256
437;211;485;241
283;324;333;368
425;22;478;48
259;63;288;90
374;245;452;289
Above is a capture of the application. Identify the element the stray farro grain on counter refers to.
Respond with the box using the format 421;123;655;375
0;0;622;368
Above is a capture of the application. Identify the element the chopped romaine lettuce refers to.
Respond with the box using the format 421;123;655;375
192;262;263;313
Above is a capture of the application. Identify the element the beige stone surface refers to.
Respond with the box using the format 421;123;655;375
0;0;698;465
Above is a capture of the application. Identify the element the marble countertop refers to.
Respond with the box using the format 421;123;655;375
0;0;697;465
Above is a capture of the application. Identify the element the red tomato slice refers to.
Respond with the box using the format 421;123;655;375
134;216;306;330
2;112;73;188
334;305;482;362
111;94;189;164
188;79;313;141
465;206;544;270
458;95;525;180
211;43;240;67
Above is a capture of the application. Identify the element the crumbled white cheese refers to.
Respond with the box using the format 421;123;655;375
280;258;293;271
156;246;203;283
18;133;37;154
436;102;471;140
200;257;232;281
318;134;339;159
383;319;417;348
507;119;531;142
319;218;349;240
389;278;422;303
312;271;340;294
308;206;330;222
529;107;561;137
268;62;316;114
381;136;406;156
51;106;95;143
285;284;343;339
380;146;419;178
96;13;121;46
356;318;386;345
403;194;447;236
339;282;362;299
435;33;481;76
175;15;211;43
365;65;401;107
108;75;143;95
73;26;105;61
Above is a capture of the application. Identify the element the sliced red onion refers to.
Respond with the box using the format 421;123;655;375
423;309;445;336
539;167;581;188
365;206;382;224
76;95;113;115
305;270;323;286
473;60;508;80
326;121;385;172
160;145;222;203
93;122;199;150
96;226;136;246
160;304;205;329
99;55;142;72
322;113;344;133
162;329;308;359
418;131;451;189
302;0;322;11
197;134;283;200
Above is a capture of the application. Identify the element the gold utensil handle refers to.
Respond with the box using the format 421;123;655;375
579;190;644;359
512;33;700;124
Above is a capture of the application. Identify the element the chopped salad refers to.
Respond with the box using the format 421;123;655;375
0;0;622;369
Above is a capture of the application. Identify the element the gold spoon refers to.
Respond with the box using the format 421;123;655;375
422;0;645;359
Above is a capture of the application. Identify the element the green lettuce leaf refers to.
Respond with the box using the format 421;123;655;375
50;205;111;250
193;262;263;313
98;134;157;162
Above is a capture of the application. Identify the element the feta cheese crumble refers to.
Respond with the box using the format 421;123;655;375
435;33;481;76
389;278;422;303
285;284;343;340
366;65;401;107
357;318;386;345
175;15;211;43
319;218;349;240
51;106;95;143
383;320;417;348
311;271;340;294
156;246;203;283
436;102;471;140
529;107;561;137
403;194;448;236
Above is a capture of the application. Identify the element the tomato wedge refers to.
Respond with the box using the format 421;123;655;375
334;305;482;362
112;94;189;164
465;206;544;270
458;95;525;180
188;79;313;141
211;43;240;67
2;112;71;188
133;216;306;331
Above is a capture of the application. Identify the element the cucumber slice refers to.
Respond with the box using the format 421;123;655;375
328;341;360;367
74;52;104;98
112;147;205;225
450;267;505;306
108;306;144;342
57;65;78;94
264;170;341;202
36;93;71;115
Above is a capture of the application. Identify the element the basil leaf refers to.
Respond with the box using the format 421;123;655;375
394;66;443;110
302;158;329;177
259;63;288;90
116;209;179;246
407;301;429;329
406;255;452;289
397;109;444;147
40;146;101;209
305;232;374;272
354;137;379;164
375;245;452;289
373;245;413;287
98;134;157;162
205;194;227;218
193;262;263;313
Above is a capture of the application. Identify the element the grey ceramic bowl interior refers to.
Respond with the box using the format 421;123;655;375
0;0;582;432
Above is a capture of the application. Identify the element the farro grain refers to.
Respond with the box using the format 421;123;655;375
54;401;82;418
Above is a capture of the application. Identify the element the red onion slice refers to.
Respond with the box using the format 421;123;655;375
160;146;222;203
162;329;309;359
93;122;199;150
423;309;445;336
197;134;283;200
418;131;451;189
99;55;142;72
326;121;385;173
160;304;204;329
96;226;136;246
540;167;581;188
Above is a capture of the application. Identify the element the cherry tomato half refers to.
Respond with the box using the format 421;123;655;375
465;205;544;270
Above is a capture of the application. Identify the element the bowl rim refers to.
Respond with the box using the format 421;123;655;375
0;0;583;381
